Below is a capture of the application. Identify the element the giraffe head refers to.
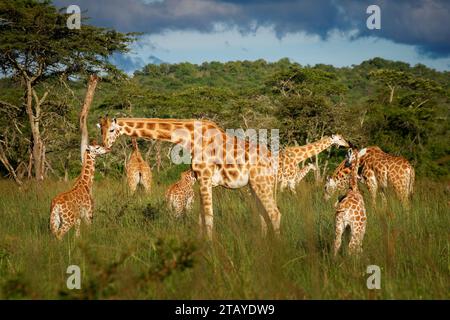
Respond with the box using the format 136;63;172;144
86;142;110;157
346;147;367;166
330;134;350;148
324;176;338;201
98;115;121;148
324;158;352;201
182;170;197;185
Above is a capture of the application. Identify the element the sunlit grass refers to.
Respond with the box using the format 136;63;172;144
0;177;448;299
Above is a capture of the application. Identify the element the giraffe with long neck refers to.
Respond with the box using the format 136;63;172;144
99;116;280;239
333;148;367;256
50;143;110;240
278;135;349;193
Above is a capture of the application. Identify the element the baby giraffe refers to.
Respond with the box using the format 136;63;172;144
50;143;110;240
165;170;197;217
334;148;367;256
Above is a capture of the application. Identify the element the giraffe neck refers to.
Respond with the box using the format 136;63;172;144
116;118;220;148
332;160;350;183
349;154;359;192
286;136;333;163
297;165;314;180
74;151;96;192
131;137;139;151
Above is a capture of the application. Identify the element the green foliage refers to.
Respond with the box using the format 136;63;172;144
0;0;136;79
1;52;449;179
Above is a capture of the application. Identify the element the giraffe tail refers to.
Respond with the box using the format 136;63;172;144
408;166;415;199
50;201;62;236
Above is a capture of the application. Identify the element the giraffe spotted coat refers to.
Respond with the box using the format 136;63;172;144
324;146;415;206
165;170;197;217
278;135;349;193
334;148;367;256
126;138;152;193
50;144;110;240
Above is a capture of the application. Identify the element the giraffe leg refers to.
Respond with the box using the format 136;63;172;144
364;170;378;206
56;220;72;240
75;219;81;238
50;204;62;237
141;169;152;194
334;213;345;256
279;179;287;192
83;202;93;225
197;173;214;240
259;215;268;236
287;180;297;194
186;195;194;211
349;220;365;255
128;172;139;194
248;182;270;236
250;176;281;236
394;176;410;208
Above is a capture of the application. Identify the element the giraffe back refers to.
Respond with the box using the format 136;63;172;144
165;170;197;217
126;143;152;193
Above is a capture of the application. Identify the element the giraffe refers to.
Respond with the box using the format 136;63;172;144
165;170;197;217
324;146;415;206
292;163;317;189
334;148;367;256
98;116;281;239
278;135;349;193
50;143;110;240
126;137;152;194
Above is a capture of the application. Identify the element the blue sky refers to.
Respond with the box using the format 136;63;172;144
54;0;450;73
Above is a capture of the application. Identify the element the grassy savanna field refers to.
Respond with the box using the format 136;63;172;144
0;169;448;300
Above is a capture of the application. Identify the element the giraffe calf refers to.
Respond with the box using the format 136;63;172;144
165;170;197;217
334;148;367;256
50;144;110;240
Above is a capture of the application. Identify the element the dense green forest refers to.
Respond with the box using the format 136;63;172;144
1;57;449;181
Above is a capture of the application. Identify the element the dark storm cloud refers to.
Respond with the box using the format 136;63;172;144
53;0;450;57
340;0;450;58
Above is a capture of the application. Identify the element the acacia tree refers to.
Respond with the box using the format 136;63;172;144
0;0;135;180
369;69;411;104
270;66;348;180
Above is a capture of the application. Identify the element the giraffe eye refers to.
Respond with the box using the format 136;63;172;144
109;129;114;133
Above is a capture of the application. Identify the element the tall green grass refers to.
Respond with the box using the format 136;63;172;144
0;176;448;299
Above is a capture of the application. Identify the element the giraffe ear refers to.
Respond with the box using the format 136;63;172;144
358;148;367;157
96;123;101;129
113;118;117;124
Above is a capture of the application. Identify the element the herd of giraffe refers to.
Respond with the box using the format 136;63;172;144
49;116;415;256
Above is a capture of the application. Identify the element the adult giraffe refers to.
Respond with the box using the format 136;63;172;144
98;116;280;239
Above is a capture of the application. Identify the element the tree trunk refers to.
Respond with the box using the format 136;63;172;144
80;74;99;161
0;143;22;185
25;80;44;180
388;85;395;104
156;141;161;172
